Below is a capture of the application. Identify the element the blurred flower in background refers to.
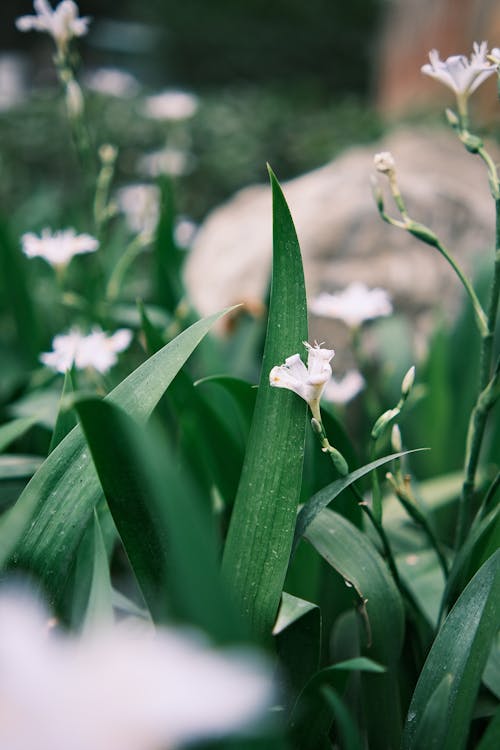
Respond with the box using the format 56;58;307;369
21;228;98;268
40;327;132;373
137;147;194;178
115;184;160;237
323;370;365;405
84;67;140;98
309;282;393;329
142;89;199;121
0;588;274;750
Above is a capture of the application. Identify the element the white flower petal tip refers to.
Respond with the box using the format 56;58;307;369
421;41;496;97
16;1;91;49
21;228;98;267
0;587;274;750
373;151;395;173
323;370;365;405
309;282;393;328
269;342;334;406
40;327;133;374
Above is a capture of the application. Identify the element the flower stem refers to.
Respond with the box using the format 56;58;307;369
456;190;500;546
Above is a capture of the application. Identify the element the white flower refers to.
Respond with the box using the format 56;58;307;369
16;1;91;51
373;151;395;174
489;47;500;65
40;327;132;374
174;217;198;248
309;282;393;328
142;90;199;121
21;228;98;267
421;42;496;98
270;342;334;419
138;147;194;178
323;370;365;405
116;184;160;237
85;67;140;98
0;589;274;750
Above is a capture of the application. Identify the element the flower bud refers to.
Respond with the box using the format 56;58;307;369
329;447;349;476
401;366;415;397
65;79;84;119
374;151;395;174
445;108;459;128
371;408;400;441
407;221;439;248
391;424;403;453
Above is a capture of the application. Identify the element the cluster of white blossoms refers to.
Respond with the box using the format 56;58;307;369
16;0;90;51
0;589;274;750
40;327;132;374
421;41;496;100
309;282;393;329
21;228;98;268
142;90;199;121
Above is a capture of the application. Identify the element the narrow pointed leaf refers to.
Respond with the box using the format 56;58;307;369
222;167;308;639
402;550;500;750
82;510;114;631
48;369;77;453
76;398;244;642
0;417;38;453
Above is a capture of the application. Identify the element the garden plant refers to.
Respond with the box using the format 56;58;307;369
0;3;499;749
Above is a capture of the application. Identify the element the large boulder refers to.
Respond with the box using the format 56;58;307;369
184;127;496;348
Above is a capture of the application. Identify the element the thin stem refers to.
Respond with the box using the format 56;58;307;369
105;234;152;302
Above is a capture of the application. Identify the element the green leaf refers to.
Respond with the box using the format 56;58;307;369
320;686;364;750
273;592;321;700
402;550;500;750
293;449;426;556
222;167;308;640
48;369;77;453
4;309;231;599
483;632;500;700
410;674;453;750
0;220;40;365
476;707;500;750
75;398;244;642
82;509;114;631
0;417;38;453
305;507;405;750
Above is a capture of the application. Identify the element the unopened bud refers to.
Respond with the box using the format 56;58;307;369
445;108;459;128
391;424;403;452
407;221;439;248
99;143;118;164
401;366;415;398
329;447;349;476
65;79;84;119
459;132;483;154
310;417;322;435
371;408;400;441
370;175;385;212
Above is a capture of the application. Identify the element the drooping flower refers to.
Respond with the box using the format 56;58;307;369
40;327;132;374
421;42;496;101
16;1;91;52
323;370;365;405
21;228;98;267
142;90;199;121
309;282;393;328
0;588;274;750
270;342;334;420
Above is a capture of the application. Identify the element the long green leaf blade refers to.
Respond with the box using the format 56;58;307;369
3;310;230;599
221;166;308;640
402;550;500;750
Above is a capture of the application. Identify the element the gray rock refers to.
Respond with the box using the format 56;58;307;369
184;127;496;351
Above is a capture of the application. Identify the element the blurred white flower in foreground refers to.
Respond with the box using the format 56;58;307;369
142;90;199;121
421;42;495;99
0;590;274;750
138;147;194;178
40;327;132;373
270;341;334;420
85;67;140;98
309;282;393;328
21;228;98;267
323;370;365;405
116;184;160;237
16;1;91;51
